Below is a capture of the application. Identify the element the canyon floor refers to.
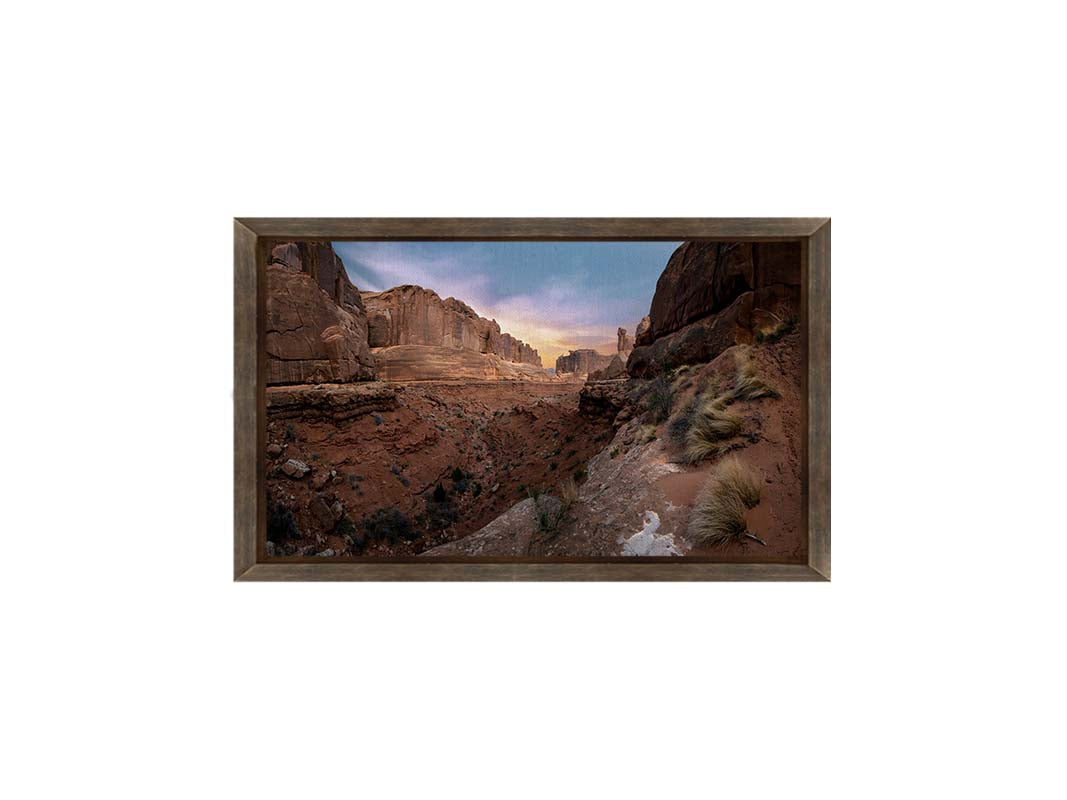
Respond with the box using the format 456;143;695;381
265;330;804;562
266;381;613;556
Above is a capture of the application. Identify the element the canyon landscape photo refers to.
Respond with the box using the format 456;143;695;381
264;239;804;561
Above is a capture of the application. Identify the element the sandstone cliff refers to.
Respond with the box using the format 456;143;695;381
362;285;541;365
555;348;615;376
627;241;800;377
266;242;376;385
361;284;546;381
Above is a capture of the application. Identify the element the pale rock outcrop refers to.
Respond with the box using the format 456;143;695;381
362;286;541;366
586;355;627;382
617;327;633;357
555;349;615;376
373;345;552;382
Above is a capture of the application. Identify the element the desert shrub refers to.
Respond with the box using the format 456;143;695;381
638;424;658;444
687;457;766;547
450;466;467;482
284;423;296;442
667;397;699;446
267;496;300;542
549;462;558;472
532;478;578;535
574;467;587;481
609;446;620;459
424;497;459;531
363;508;416;544
685;403;743;463
644;375;674;422
432;483;448;503
471;481;483;497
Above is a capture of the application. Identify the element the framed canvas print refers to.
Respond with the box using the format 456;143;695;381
234;218;829;580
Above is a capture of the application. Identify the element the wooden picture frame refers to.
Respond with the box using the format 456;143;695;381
235;218;830;581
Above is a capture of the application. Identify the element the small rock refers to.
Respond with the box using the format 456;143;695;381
267;443;283;457
282;459;310;478
312;471;330;490
316;549;336;557
308;496;335;530
330;501;344;521
491;483;500;494
265;541;277;557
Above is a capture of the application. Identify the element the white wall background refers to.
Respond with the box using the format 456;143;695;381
2;2;1064;798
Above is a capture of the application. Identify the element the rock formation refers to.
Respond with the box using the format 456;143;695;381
373;345;552;382
634;315;652;346
359;285;546;381
555;349;615;377
362;286;540;365
587;355;626;382
617;327;633;357
266;242;376;385
627;241;800;378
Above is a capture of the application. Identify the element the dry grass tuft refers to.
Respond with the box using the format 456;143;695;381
684;404;743;463
687;457;766;547
725;349;779;403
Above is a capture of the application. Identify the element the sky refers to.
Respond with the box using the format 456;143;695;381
333;241;682;366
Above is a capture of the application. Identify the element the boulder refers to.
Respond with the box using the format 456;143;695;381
308;496;335;531
281;459;311;478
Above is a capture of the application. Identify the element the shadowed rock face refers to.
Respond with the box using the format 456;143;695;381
266;242;376;385
555;349;615;376
627;241;800;377
361;285;541;366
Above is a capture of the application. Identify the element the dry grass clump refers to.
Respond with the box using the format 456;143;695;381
637;424;658;444
755;308;799;344
684;403;743;463
530;478;578;536
687;457;766;547
726;349;779;403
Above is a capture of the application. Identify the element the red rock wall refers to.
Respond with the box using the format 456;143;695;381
266;243;376;385
627;241;801;377
362;285;541;367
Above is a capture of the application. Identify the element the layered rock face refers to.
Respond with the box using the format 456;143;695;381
266;243;376;385
360;285;545;381
628;241;800;377
555;349;615;376
373;346;552;382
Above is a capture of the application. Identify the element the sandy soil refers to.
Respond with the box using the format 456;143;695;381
266;381;612;556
